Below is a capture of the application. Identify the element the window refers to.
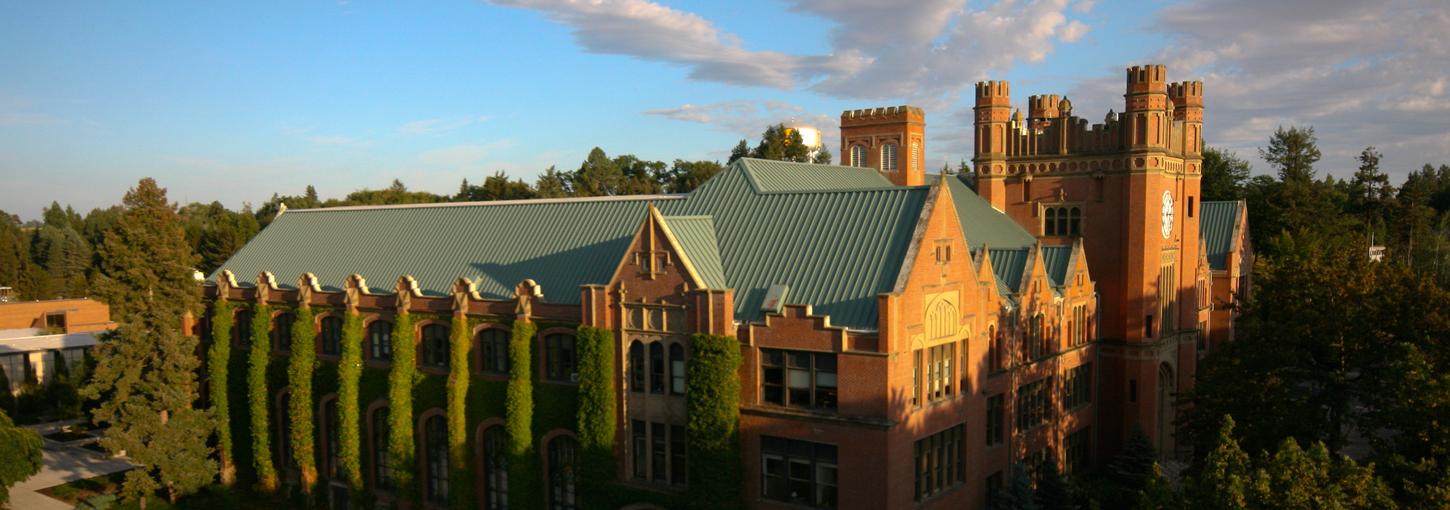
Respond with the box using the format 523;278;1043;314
1056;207;1068;236
986;394;1004;446
923;343;955;402
1070;304;1089;347
1042;206;1082;236
629;342;645;392
850;145;866;167
1145;314;1155;339
1064;364;1092;410
761;349;837;410
1045;208;1058;235
424;415;448;503
277;393;294;468
1129;379;1138;402
911;141;920;171
988;326;1006;373
631;420;687;486
320;316;343;356
881;143;898;171
1016;378;1052;431
548;436;578;510
369;320;393;361
1160;263;1179;333
669;343;686;395
234;310;253;347
670;425;687;486
1065;427;1091;477
482;426;509;510
1025;314;1048;360
478;329;509;375
985;471;1004;510
761;436;837;508
272;313;293;352
914;424;965;500
325;399;341;480
372;407;395;490
45;312;66;331
632;420;647;480
545;334;577;382
1023;179;1031;203
649;343;665;394
651;422;667;481
1188;196;1195;218
420;324;449;369
912;350;921;407
1069;207;1081;235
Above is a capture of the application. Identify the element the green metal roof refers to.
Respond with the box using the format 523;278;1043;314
737;158;897;193
929;174;1036;251
214;158;928;329
988;248;1030;294
213;196;678;300
1041;245;1072;287
659;215;727;290
1200;201;1242;271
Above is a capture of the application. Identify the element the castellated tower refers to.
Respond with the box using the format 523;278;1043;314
840;105;925;187
971;65;1207;460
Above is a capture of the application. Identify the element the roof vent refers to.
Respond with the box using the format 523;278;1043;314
761;284;790;314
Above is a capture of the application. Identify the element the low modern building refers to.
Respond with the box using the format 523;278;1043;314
0;298;114;394
205;64;1250;509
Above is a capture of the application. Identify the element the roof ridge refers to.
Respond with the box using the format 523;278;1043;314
286;194;685;213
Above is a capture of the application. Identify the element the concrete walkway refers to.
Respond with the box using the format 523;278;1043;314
9;446;133;510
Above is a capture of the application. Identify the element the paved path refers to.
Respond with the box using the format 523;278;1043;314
9;446;133;510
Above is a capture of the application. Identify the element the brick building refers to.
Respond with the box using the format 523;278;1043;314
206;64;1249;509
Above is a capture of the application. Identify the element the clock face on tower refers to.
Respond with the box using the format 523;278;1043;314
1161;190;1174;239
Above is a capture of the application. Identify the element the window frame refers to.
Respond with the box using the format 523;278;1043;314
544;333;578;383
420;323;450;370
760;435;838;509
476;328;509;375
760;348;838;411
368;320;393;361
319;315;344;357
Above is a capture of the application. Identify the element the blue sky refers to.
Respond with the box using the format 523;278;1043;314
3;0;1447;219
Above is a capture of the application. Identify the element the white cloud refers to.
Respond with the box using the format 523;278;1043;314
398;115;490;135
643;100;839;153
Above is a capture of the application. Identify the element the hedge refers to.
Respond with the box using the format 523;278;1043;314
248;304;278;492
686;333;742;510
339;311;365;491
575;324;616;500
208;300;235;486
505;320;537;510
447;317;472;509
386;312;418;502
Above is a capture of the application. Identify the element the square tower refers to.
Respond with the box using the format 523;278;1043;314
840;106;925;187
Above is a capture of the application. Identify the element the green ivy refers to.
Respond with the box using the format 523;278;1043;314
686;333;742;510
207;300;235;486
447;317;472;509
287;306;318;493
575;324;616;498
249;304;278;492
386;312;418;502
505;320;536;510
339;311;365;491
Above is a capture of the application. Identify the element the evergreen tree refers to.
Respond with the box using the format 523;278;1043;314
1190;415;1251;510
728;139;750;164
1035;459;1075;510
666;159;724;193
572;147;624;196
749;124;811;162
1111;426;1159;493
1349;147;1393;237
1201;147;1252;201
999;463;1041;510
1259;126;1329;236
534;166;571;198
0;409;43;506
812;146;833;165
91;178;199;331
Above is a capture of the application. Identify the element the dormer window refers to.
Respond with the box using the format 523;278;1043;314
881;143;898;171
850;145;866;168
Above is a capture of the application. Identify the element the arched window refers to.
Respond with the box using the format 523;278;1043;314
548;436;578;510
371;407;395;490
482;426;509;510
234;310;253;347
669;343;686;395
881;143;898;171
272;313;293;352
324;399;341;480
1055;208;1068;237
629;341;645;392
320;316;343;356
1069;207;1081;236
648;343;665;394
368;320;393;361
477;328;509;375
850;145;866;168
424;415;449;503
421;324;449;369
1044;208;1058;236
545;334;577;382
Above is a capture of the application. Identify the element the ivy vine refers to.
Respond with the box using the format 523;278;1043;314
386;312;418;501
286;306;318;493
338;311;365;491
207;299;234;486
248;303;277;492
575;325;616;490
447;316;472;509
685;333;742;510
505;320;536;510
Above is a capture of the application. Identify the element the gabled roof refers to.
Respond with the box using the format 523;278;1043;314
929;174;1036;251
1200;200;1243;271
658;215;727;289
988;248;1031;294
1040;245;1073;287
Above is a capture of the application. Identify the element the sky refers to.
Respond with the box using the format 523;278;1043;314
2;0;1448;220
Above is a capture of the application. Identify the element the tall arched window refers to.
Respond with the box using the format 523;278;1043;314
421;324;449;369
881;143;898;171
1044;208;1058;235
850;145;866;168
669;343;685;395
371;407;395;490
477;328;509;375
649;343;665;394
1055;208;1068;237
482;426;509;510
320;316;343;356
273;313;294;352
234;310;253;347
324;399;341;480
1069;207;1082;236
548;436;578;510
545;334;577;382
368;320;393;361
424;415;449;504
629;341;645;392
